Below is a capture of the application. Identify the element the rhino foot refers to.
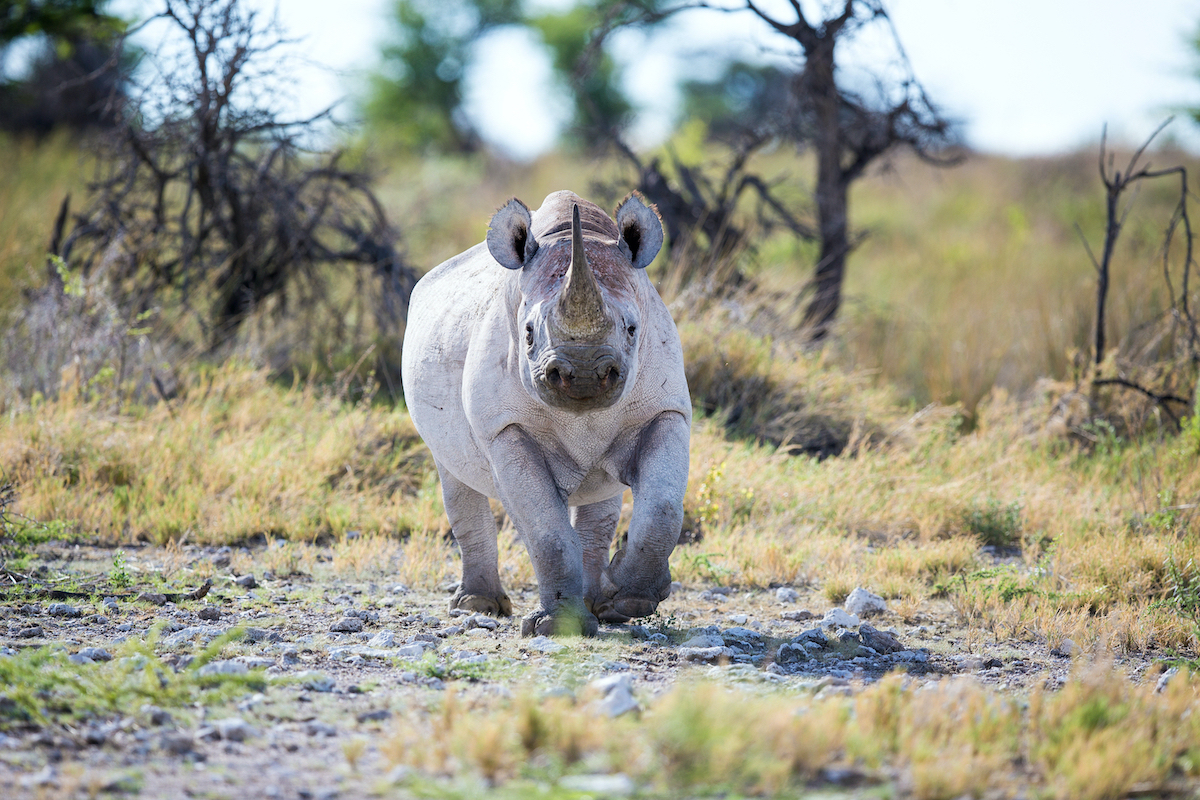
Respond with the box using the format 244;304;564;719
520;604;599;638
450;590;512;617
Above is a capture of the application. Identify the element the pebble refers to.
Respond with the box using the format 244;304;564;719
77;646;112;662
780;609;816;621
560;774;635;796
844;587;888;618
214;717;250;742
160;733;194;755
526;635;564;654
1157;667;1180;693
859;625;904;654
141;705;174;726
197;660;249;677
680;633;723;649
305;721;337;737
299;672;335;693
357;708;392;723
589;674;639;718
17;626;43;638
796;627;829;647
775;587;800;603
1050;638;1077;657
776;642;809;664
646;632;668;645
466;614;498;630
821;608;861;628
330;617;364;633
678;646;730;663
197;606;221;621
728;613;749;624
235;574;257;589
137;592;168;606
47;603;81;617
368;630;396;648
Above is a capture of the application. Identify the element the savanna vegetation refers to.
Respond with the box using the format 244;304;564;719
3;0;1200;797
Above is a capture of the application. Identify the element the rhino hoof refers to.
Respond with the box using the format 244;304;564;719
450;591;512;617
520;607;599;638
612;597;659;619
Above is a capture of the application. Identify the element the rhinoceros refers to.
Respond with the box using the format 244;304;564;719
401;190;691;636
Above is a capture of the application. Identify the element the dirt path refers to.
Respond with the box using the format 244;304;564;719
0;540;1161;799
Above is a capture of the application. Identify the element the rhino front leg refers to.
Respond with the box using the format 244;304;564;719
597;411;689;621
437;461;512;617
572;496;628;623
488;426;598;637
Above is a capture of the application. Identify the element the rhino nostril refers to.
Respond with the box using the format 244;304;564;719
547;367;562;387
605;366;619;385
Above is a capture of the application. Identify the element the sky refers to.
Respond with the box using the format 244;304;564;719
112;0;1200;160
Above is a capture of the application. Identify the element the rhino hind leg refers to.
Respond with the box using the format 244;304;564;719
437;463;512;617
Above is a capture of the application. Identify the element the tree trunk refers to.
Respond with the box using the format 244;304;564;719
799;38;848;343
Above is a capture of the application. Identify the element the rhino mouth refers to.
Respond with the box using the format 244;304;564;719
534;344;626;409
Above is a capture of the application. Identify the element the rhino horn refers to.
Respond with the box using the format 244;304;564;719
557;203;611;339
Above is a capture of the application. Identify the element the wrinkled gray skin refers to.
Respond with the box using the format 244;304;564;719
401;190;691;636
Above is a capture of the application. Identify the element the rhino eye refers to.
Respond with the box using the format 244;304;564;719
525;324;534;346
627;324;637;338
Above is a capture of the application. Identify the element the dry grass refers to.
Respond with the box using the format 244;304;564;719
377;667;1200;799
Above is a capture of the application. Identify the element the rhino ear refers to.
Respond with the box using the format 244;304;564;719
615;191;663;270
487;198;539;270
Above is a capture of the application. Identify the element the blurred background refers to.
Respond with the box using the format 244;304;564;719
2;0;1199;435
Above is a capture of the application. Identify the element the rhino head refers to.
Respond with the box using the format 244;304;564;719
487;191;664;411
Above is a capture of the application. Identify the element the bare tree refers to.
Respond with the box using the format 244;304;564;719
1076;120;1198;426
734;0;960;340
52;0;415;361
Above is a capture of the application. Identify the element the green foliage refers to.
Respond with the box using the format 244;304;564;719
960;497;1023;549
529;3;631;147
108;548;131;589
0;636;263;728
363;0;522;150
680;61;792;142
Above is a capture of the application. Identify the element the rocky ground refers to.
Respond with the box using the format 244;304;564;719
0;540;1162;799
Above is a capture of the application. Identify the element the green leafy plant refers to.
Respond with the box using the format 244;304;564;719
108;549;132;589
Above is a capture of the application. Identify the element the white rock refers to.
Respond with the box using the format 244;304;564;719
298;671;335;692
589;675;639;718
560;774;635;796
729;613;748;624
197;659;248;677
328;647;395;661
394;643;430;659
775;587;800;603
820;608;860;628
844;587;888;618
214;717;250;742
526;635;565;654
680;633;723;649
368;630;396;648
775;642;809;664
679;646;731;663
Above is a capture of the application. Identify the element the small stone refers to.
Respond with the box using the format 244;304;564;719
214;717;250;741
330;616;364;633
775;587;800;603
89;615;108;624
844;587;888;618
669;581;683;595
394;643;430;659
368;630;396;648
468;614;498;630
305;721;337;737
160;733;193;754
138;592;168;606
47;603;80;618
776;642;809;664
678;646;729;663
1157;667;1180;693
859;625;904;654
1050;638;1077;658
589;674;639;718
560;774;635;797
892;649;928;663
235;574;257;589
141;704;174;726
982;657;1004;669
958;656;984;671
197;605;221;621
356;709;392;723
68;653;94;665
197;660;249;677
646;632;668;645
680;633;723;649
17;626;43;638
821;608;860;628
728;613;748;625
299;672;335;692
796;628;829;647
526;635;564;654
77;647;112;662
780;609;816;621
18;604;41;616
